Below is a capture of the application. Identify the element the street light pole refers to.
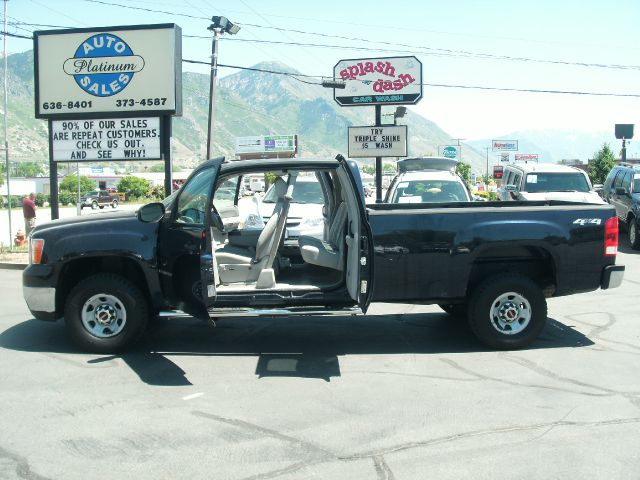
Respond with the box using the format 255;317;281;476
206;16;240;161
3;0;12;248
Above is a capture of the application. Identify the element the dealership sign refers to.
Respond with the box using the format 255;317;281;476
235;135;297;155
515;154;539;162
440;145;459;159
492;140;518;151
333;56;422;106
51;117;161;162
348;126;407;158
34;24;182;118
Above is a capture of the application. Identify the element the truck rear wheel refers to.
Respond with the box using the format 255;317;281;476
64;274;149;353
111;199;119;209
468;274;546;349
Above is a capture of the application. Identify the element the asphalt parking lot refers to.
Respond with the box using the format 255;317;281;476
1;238;639;479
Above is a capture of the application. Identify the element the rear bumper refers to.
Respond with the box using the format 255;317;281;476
601;264;625;290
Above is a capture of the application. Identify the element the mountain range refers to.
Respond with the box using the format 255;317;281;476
0;50;621;176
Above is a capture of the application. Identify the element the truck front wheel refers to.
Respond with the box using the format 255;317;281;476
91;200;98;210
64;274;149;353
468;274;547;349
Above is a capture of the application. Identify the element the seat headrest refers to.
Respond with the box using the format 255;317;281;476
274;177;288;198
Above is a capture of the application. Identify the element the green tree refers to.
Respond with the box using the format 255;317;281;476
0;162;5;187
59;174;95;195
588;143;616;184
456;162;472;188
149;164;165;172
14;162;45;177
118;176;151;198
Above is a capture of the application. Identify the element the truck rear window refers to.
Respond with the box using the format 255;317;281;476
524;173;590;193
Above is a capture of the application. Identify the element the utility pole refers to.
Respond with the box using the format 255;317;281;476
3;0;12;248
484;146;490;183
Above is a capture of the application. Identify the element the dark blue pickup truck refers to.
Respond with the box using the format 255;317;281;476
23;156;624;352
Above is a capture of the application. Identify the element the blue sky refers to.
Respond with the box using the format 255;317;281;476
5;0;640;140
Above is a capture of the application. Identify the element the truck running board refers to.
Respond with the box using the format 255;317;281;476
158;306;363;319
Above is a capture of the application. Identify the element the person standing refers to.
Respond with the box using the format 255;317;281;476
23;192;37;236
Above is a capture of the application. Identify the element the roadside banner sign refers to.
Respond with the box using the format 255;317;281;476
333;56;422;106
515;154;539;162
348;125;408;158
493;165;504;178
500;153;510;162
492;140;518;151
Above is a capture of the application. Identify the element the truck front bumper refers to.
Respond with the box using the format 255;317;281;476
601;264;625;290
23;264;58;321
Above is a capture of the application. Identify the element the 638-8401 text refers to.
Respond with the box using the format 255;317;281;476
42;101;93;110
116;98;167;107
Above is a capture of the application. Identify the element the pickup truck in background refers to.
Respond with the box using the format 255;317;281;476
23;155;624;353
81;190;120;210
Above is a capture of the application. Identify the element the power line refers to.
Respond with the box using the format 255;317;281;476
0;31;31;40
81;0;640;72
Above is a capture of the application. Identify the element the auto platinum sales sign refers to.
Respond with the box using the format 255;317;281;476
34;24;182;118
334;56;422;106
348;126;408;158
51;117;161;162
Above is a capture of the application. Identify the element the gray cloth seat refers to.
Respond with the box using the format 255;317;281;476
299;202;348;271
216;177;293;286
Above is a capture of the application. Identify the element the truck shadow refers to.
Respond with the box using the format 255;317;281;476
0;313;594;385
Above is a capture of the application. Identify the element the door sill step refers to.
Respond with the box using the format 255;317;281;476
158;306;362;319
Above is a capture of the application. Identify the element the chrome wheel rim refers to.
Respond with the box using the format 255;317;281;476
81;293;127;338
489;291;531;335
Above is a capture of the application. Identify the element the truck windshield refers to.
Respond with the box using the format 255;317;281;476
524;173;590;193
634;175;640;193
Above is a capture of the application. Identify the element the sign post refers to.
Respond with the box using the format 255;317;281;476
333;56;422;202
33;23;182;218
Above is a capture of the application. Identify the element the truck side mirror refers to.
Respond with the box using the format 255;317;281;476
504;184;517;192
137;202;165;223
615;187;628;196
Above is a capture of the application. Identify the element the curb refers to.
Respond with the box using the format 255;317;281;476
0;263;27;270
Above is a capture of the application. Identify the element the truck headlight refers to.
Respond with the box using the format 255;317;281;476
29;238;45;265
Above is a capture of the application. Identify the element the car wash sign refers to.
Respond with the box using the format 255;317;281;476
348;125;408;158
333;56;422;106
34;23;182;118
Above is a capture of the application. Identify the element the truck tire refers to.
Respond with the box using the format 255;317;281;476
629;217;640;250
64;274;149;353
111;199;119;209
467;274;547;350
91;200;98;210
438;303;467;318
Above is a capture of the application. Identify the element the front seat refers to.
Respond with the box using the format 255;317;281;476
216;176;294;288
298;202;348;270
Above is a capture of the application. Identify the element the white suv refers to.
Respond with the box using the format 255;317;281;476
497;163;605;204
385;157;472;203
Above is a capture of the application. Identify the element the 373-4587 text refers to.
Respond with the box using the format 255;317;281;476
116;98;167;107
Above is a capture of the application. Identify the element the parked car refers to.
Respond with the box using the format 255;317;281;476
384;157;472;203
245;175;325;245
497;163;605;204
23;155;624;353
602;162;640;249
81;190;119;209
